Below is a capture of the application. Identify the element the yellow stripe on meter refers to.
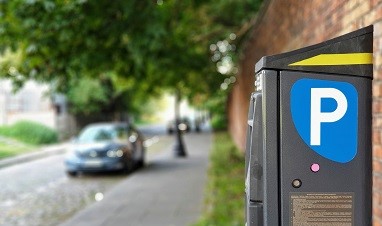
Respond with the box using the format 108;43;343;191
289;53;373;66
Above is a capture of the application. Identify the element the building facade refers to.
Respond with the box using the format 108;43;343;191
0;80;55;128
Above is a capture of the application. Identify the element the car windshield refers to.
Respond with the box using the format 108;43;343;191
77;125;127;143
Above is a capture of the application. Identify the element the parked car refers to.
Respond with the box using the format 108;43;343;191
64;122;145;176
167;117;191;134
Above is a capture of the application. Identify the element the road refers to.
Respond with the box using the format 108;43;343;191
0;124;175;226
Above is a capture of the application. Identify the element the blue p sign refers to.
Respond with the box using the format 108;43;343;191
291;78;358;163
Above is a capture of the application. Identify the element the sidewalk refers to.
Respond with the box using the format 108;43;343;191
60;132;212;226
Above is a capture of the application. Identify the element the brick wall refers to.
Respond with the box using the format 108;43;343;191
229;0;382;224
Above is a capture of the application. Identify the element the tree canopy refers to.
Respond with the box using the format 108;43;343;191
0;0;262;117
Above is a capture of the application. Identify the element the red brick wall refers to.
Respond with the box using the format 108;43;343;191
229;0;382;224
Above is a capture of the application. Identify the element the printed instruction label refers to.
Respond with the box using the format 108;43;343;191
290;192;353;226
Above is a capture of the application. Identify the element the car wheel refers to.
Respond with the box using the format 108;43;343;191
66;171;78;177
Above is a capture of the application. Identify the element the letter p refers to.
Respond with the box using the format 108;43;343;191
310;88;348;146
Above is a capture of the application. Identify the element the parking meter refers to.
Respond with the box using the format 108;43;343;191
245;26;373;226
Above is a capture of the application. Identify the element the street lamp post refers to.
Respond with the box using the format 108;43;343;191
173;90;187;157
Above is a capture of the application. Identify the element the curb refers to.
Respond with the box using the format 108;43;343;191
0;143;70;169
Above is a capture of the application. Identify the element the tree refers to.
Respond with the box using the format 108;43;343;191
0;0;262;120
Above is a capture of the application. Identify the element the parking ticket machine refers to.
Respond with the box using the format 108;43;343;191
245;26;373;225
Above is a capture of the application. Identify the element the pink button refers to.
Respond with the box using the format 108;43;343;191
311;163;320;172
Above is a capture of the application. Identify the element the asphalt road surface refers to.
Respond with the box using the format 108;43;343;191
0;125;174;226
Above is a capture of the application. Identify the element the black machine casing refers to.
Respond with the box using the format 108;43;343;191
245;26;373;226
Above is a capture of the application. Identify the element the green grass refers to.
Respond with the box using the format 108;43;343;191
192;132;245;226
0;139;36;159
0;121;52;160
0;121;58;145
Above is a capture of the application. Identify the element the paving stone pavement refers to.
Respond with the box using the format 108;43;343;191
59;132;212;226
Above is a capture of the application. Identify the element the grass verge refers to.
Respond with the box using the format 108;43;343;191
192;132;245;226
0;138;36;159
0;121;58;145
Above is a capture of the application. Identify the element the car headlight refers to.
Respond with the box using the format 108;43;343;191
107;149;124;158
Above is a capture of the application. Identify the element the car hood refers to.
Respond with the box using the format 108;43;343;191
71;142;119;154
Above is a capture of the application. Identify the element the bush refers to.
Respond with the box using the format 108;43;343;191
0;121;58;145
206;91;228;131
210;114;227;131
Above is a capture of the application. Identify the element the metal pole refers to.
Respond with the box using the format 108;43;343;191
173;89;187;157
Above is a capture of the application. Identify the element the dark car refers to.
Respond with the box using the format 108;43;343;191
64;122;145;176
